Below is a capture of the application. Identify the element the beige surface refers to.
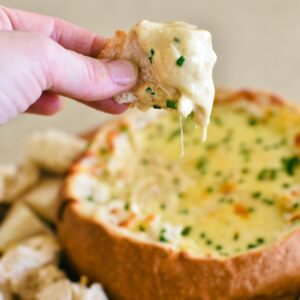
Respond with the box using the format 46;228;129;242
1;0;300;162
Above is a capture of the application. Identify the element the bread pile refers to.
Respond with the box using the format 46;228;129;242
0;129;108;300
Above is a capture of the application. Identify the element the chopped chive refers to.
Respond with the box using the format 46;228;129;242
255;137;263;144
99;148;108;155
241;167;249;174
262;198;274;206
282;155;300;176
174;37;181;43
257;168;277;181
168;128;181;142
199;232;206;239
181;226;192;236
176;55;186;67
282;182;290;189
247;243;257;249
139;225;145;232
256;237;265;244
178;192;185;199
146;86;155;96
86;195;94;202
215;245;223;251
159;228;169;243
206;186;214;193
248;117;259;126
251;191;261;199
166;100;177;109
124;202;130;211
178;208;189;215
206;239;213;246
233;232;240;241
149;48;155;63
292;203;299;210
160;203;166;210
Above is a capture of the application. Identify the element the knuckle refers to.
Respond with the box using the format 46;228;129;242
81;58;107;98
0;6;12;30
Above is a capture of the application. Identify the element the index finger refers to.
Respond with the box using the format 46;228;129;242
0;5;106;57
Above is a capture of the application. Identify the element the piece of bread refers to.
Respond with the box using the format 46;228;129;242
0;161;39;202
99;21;217;138
27;129;86;174
0;234;60;291
21;178;63;223
0;203;51;251
58;88;300;300
15;264;66;300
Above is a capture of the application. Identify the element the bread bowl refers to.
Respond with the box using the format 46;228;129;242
58;88;300;299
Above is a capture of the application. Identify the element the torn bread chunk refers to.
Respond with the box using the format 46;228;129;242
0;203;50;251
36;280;108;300
21;178;63;223
15;265;65;300
99;20;217;139
27;129;86;174
0;161;39;202
0;235;60;292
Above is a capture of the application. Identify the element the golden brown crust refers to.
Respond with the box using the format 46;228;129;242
98;31;129;60
58;89;300;300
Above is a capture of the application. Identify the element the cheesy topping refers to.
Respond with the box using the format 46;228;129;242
134;21;217;140
71;100;300;258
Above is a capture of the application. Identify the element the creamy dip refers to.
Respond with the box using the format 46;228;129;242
133;21;217;140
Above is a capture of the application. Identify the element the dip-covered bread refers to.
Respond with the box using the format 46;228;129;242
99;20;217;139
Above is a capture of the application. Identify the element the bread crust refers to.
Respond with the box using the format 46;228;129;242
58;89;300;300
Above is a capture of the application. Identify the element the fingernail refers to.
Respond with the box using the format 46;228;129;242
107;59;137;85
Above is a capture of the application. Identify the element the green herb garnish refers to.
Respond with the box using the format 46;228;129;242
247;243;257;249
181;226;192;236
168;128;181;142
149;48;155;63
233;232;240;241
176;55;186;67
146;86;155;96
99;148;108;155
159;228;169;243
206;186;214;193
282;182;291;189
262;198;274;206
196;156;207;173
215;245;223;251
257;168;277;181
248;117;259;126
174;37;181;43
251;191;261;199
160;203;166;210
86;195;94;202
256;237;265;244
166;100;177;109
200;232;206;239
124;202;130;211
139;225;145;232
178;208;189;214
282;155;300;176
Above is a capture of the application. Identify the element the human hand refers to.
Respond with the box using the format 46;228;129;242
0;6;138;125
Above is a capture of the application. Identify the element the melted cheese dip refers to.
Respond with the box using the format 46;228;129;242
72;100;300;258
134;21;217;140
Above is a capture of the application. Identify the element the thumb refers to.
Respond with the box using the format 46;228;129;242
46;44;138;102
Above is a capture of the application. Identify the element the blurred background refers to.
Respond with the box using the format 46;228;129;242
1;0;300;162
